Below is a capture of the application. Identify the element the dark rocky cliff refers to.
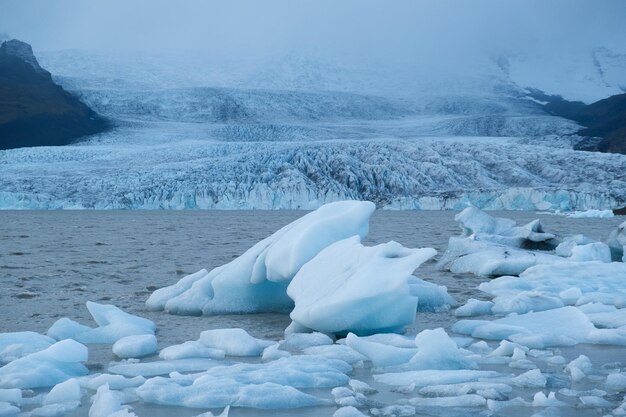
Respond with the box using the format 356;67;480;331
0;39;109;150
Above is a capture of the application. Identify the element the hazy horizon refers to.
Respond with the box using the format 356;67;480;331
1;0;625;64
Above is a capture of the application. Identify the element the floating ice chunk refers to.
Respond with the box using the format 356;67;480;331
438;209;574;277
0;332;55;365
44;379;81;405
199;328;272;356
345;333;416;367
607;220;626;261
409;394;486;407
579;395;613;408
136;376;324;409
262;344;290;362
453;307;606;348
0;402;19;416
31;378;82;417
349;379;377;395
370;405;416;417
490;340;529;357
89;384;136;417
418;382;512;400
455;207;516;237
288;237;436;335
144;269;210;314
331;387;367;407
511;369;546;388
555;234;596;257
570;242;612;262
147;201;376;315
0;339;88;389
439;237;563;277
566;209;614;219
491;292;564;315
374;370;501;387
468;340;492;354
559;287;583;305
159;341;225;361
355;333;416;348
333;406;368;417
407;277;455;312
606;373;626;390
112;335;157;359
197;355;350;388
278;332;333;351
407;328;476;370
0;390;20;406
48;302;156;344
109;359;219;377
302;345;366;365
455;299;494;317
79;374;146;390
486;396;530;412
532;391;565;407
566;355;592;382
479;262;626;314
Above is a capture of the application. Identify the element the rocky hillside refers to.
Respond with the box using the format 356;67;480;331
0;39;108;150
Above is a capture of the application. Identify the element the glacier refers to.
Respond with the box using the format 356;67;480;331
0;48;624;210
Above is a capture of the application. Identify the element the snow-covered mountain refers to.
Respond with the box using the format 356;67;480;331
1;48;625;210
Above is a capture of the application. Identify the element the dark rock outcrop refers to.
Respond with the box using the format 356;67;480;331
527;88;626;154
0;39;109;150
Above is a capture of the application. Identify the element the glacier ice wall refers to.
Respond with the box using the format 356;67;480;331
1;138;624;210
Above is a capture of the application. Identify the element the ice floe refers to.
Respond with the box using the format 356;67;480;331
479;262;626;314
112;335;158;359
198;328;272;357
47;302;156;344
0;339;88;389
0;331;55;364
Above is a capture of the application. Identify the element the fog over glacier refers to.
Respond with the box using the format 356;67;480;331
1;0;625;209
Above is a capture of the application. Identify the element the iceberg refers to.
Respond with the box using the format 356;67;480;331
47;301;156;344
0;339;88;389
159;341;225;361
198;328;272;357
0;331;55;363
287;236;437;335
438;208;562;276
607;220;626;261
31;378;82;417
112;335;158;359
146;201;376;315
438;208;614;277
89;384;136;417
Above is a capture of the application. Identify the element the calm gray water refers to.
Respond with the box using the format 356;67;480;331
0;210;623;417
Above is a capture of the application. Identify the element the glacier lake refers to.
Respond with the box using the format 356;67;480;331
1;210;625;417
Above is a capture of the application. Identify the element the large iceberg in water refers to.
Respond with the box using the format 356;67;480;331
287;236;438;335
146;201;376;315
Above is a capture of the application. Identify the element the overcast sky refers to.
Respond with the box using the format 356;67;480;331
1;0;625;61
